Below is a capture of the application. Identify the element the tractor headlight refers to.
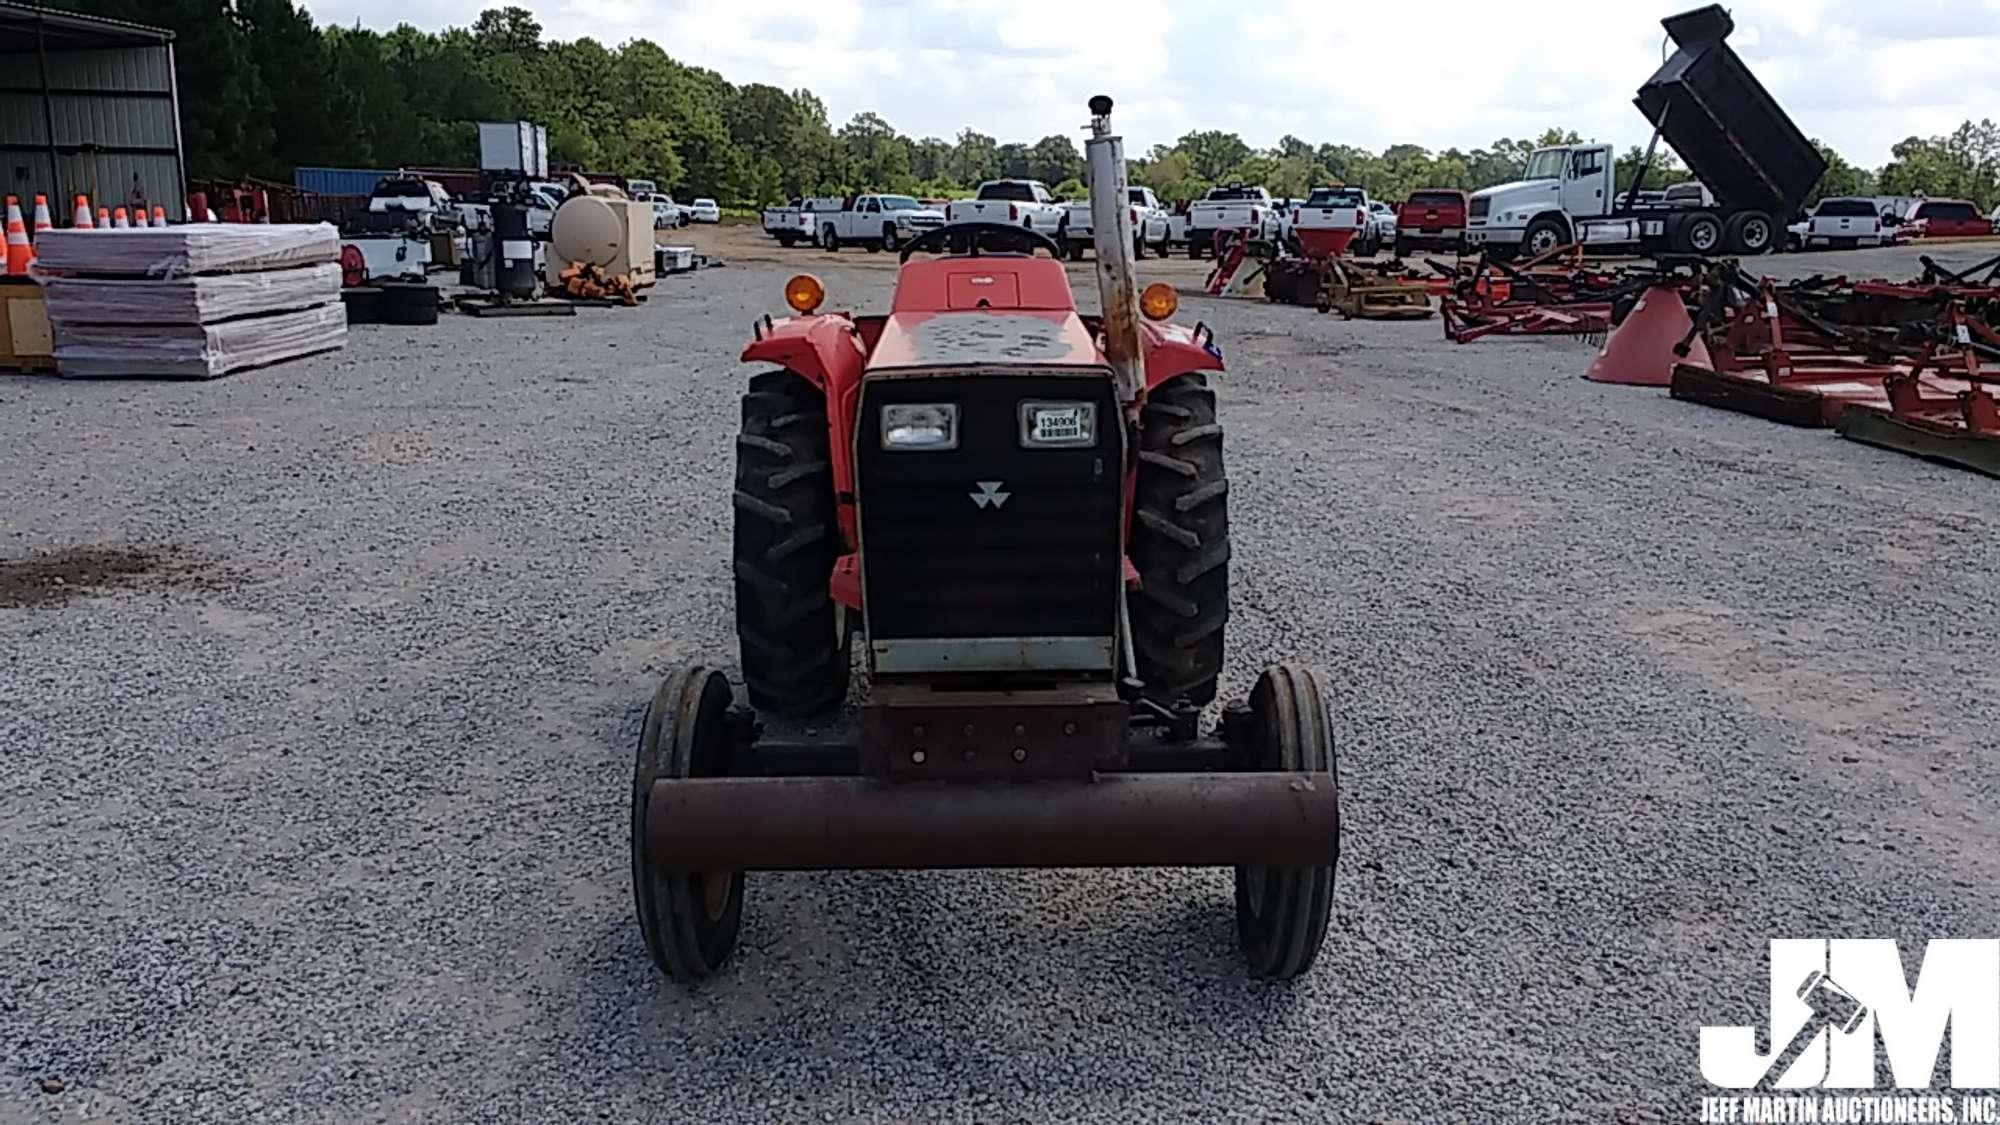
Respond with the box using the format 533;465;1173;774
1019;401;1096;448
881;403;958;450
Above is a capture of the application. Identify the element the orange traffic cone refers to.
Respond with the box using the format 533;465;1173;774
96;206;109;228
4;196;31;275
31;194;53;238
150;205;166;228
1585;285;1712;387
73;194;93;229
112;206;130;229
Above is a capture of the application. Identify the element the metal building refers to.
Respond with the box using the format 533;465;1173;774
0;2;184;225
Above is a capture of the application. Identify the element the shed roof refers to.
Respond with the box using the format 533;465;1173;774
0;2;174;51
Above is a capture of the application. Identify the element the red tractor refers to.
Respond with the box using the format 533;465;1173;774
631;98;1340;983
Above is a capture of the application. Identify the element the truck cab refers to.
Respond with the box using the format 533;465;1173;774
818;194;948;253
1465;144;1614;257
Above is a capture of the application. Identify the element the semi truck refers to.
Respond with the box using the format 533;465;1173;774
1466;5;1824;259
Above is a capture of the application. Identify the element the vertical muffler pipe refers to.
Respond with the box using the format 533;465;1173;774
646;773;1339;871
1086;95;1147;410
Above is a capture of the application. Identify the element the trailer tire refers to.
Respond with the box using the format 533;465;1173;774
1725;211;1774;255
1678;211;1724;255
1131;374;1228;708
733;371;851;718
631;663;745;984
1234;664;1338;980
1523;217;1569;257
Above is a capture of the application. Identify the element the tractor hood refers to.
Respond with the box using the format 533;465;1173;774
868;309;1102;370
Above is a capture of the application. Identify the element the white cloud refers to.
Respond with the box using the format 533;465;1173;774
297;0;2000;165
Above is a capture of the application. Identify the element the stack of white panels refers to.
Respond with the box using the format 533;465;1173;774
33;224;346;379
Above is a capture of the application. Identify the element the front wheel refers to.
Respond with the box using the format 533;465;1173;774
882;224;901;252
1523;217;1569;257
632;664;745;984
1130;374;1228;707
1234;664;1338;980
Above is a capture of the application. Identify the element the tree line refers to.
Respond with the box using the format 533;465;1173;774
42;2;2000;213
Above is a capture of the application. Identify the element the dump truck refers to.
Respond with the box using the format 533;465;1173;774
629;96;1341;984
1466;4;1825;258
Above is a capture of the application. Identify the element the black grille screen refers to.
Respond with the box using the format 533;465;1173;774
1469;196;1490;219
858;372;1121;640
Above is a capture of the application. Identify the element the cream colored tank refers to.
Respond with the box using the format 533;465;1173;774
546;184;656;288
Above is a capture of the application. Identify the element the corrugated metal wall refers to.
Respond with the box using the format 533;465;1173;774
0;44;184;224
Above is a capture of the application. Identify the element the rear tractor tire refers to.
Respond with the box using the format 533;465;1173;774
1130;373;1229;708
1234;664;1339;979
733;371;851;718
631;663;745;984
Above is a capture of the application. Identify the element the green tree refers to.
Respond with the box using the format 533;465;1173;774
1177;130;1252;181
948;130;1001;186
1027;135;1083;186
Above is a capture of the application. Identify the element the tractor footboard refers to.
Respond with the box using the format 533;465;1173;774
645;772;1338;870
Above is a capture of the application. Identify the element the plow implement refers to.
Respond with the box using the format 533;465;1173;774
1665;262;2000;476
1264;256;1435;319
1438;245;1636;344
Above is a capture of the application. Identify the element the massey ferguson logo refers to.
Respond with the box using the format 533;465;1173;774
969;480;1010;510
1698;939;2000;1123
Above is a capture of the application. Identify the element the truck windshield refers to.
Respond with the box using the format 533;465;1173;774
1523;150;1566;181
877;195;921;211
978;182;1037;201
1304;188;1364;207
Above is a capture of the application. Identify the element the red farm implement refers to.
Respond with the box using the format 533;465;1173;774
1668;262;2000;476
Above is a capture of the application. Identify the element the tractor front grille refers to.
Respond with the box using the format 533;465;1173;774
857;372;1122;643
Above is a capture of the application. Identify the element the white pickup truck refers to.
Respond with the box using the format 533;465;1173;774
815;194;948;253
1286;185;1369;258
1060;186;1171;260
761;197;843;247
946;180;1069;242
1185;184;1276;259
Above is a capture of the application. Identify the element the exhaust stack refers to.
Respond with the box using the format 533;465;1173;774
1085;95;1146;407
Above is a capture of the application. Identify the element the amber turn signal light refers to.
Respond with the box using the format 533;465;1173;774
785;274;825;314
1139;282;1177;321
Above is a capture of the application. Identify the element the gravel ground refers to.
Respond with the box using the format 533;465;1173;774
2;241;1996;1124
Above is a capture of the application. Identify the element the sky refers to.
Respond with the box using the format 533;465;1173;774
297;0;2000;167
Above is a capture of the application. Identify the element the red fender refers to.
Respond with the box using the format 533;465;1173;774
1139;319;1226;390
741;314;868;547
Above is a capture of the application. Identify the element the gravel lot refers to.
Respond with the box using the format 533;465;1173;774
3;237;1996;1123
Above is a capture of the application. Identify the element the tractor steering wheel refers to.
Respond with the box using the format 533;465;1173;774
899;221;1064;262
